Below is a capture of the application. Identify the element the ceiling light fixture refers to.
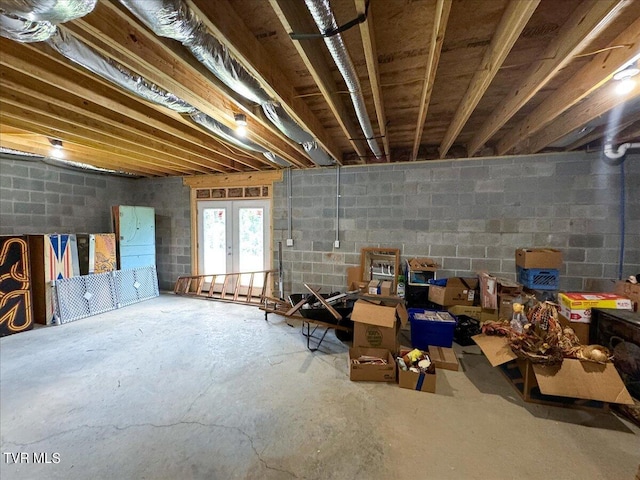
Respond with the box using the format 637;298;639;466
48;138;64;158
613;61;639;96
234;113;247;137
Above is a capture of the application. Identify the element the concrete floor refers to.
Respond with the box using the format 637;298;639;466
1;293;639;480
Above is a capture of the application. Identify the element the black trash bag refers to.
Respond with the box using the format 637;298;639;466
454;315;481;346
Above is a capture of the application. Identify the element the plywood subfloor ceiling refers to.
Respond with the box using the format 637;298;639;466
1;0;639;177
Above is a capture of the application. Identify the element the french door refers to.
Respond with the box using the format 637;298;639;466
197;200;270;287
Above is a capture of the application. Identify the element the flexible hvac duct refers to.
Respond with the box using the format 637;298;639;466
119;0;270;105
0;0;96;23
47;28;196;114
0;10;287;165
190;112;289;167
0;12;55;41
119;0;335;166
304;0;382;160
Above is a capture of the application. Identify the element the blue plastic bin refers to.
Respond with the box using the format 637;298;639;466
408;308;457;349
516;266;559;291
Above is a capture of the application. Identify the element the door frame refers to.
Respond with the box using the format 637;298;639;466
196;199;271;276
184;171;281;278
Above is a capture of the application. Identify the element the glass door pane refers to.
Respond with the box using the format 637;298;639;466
238;207;264;287
202;207;227;274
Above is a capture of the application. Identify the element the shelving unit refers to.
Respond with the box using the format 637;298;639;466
360;247;400;294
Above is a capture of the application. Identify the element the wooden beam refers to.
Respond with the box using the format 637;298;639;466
0;39;264;172
188;0;342;165
496;14;640;155
183;170;283;188
519;81;640;154
357;5;386;159
613;121;640;144
467;0;628;157
0;103;192;175
565;111;640;151
412;0;451;161
0;90;209;175
270;0;366;162
0;130;166;176
356;0;390;162
0;70;233;174
71;1;311;169
438;0;539;158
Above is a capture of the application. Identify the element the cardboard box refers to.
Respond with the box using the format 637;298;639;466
472;333;633;405
515;248;563;269
429;346;459;371
380;280;393;296
349;347;396;382
397;348;436;392
428;277;478;307
351;299;409;351
347;266;363;291
558;292;633;323
368;280;380;295
615;281;640;312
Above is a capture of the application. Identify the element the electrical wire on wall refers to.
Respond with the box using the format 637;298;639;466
335;166;340;248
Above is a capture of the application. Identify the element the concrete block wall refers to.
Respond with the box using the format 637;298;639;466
0;155;136;234
273;152;640;296
0;155;188;291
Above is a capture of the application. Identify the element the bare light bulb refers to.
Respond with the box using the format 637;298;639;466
615;78;636;95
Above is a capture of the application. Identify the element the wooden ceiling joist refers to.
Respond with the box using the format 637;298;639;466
412;0;451;161
519;80;640;155
496;14;640;156
467;0;628;157
565;111;640;151
439;0;540;158
71;1;310;169
270;0;367;162
0;107;193;176
356;0;390;162
0;39;265;172
188;0;342;165
0;129;174;177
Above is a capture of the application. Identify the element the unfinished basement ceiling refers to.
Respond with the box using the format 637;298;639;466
1;0;639;177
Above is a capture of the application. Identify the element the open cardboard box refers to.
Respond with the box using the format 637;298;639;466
349;347;396;382
397;348;436;393
472;334;633;405
351;299;408;352
428;277;478;307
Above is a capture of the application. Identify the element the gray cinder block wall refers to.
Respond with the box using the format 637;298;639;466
273;152;640;296
0;155;189;291
3;151;639;296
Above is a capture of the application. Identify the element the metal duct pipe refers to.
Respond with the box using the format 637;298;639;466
304;0;382;160
0;15;287;165
0;0;96;23
47;28;196;113
0;12;55;41
119;0;335;166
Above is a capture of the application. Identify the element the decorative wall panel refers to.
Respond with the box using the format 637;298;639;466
77;233;117;275
0;236;34;336
112;206;156;270
28;234;79;325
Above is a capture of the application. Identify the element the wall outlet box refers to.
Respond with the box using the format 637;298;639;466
286;239;294;247
334;240;340;248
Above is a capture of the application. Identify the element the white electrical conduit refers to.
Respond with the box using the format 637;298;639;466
304;0;383;160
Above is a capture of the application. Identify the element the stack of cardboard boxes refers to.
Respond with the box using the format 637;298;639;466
348;293;459;393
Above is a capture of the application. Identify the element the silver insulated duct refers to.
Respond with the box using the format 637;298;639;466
0;3;286;166
304;0;382;160
0;0;97;23
119;0;335;166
